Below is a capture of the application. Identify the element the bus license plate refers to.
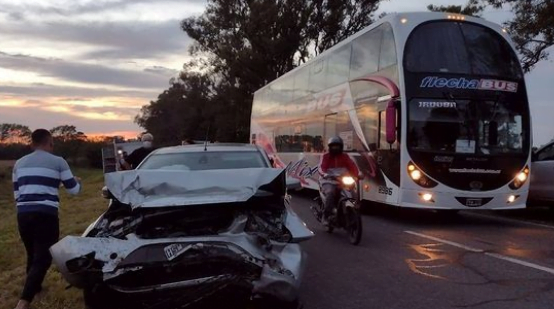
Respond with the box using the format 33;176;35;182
466;198;483;207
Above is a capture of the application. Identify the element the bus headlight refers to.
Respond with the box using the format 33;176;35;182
410;170;422;181
509;166;529;189
408;162;438;188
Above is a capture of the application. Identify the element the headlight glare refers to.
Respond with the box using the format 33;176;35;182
342;176;356;186
407;162;438;189
510;166;530;189
410;170;422;181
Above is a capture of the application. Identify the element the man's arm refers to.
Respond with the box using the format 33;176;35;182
318;154;329;176
59;159;81;195
346;155;360;177
12;166;19;201
122;150;138;170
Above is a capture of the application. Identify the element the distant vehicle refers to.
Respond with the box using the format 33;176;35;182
529;141;554;205
101;140;143;173
251;12;532;211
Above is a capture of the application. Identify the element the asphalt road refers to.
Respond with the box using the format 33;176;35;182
290;193;554;309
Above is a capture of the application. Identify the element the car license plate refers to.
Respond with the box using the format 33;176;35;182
466;198;482;207
164;243;188;261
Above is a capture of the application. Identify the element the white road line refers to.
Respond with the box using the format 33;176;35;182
463;212;554;231
405;231;483;253
405;230;554;276
484;252;554;275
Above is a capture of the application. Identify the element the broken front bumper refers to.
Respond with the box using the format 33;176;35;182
50;233;306;302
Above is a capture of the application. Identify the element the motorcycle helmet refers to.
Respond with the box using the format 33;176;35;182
327;136;344;155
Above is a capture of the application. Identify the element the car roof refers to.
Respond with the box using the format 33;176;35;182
151;143;264;155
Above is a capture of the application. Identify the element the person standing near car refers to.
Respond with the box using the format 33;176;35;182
12;129;82;309
121;133;156;170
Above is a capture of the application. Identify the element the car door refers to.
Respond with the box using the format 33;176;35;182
530;142;554;202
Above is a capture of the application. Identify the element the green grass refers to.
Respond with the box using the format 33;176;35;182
0;161;106;309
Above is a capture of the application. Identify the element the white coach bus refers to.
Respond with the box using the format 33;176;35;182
250;12;532;211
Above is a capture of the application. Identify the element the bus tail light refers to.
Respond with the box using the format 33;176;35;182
408;162;438;188
509;166;529;189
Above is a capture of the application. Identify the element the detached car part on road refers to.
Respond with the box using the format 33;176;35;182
50;168;313;309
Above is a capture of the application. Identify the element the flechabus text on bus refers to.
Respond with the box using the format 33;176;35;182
420;76;518;93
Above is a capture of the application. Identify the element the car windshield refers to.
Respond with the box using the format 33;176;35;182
408;99;527;155
138;151;268;170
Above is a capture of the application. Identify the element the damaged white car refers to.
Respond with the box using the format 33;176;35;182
50;168;313;309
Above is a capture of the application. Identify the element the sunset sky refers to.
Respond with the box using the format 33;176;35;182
0;0;552;145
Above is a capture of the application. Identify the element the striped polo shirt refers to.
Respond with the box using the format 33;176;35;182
12;150;81;216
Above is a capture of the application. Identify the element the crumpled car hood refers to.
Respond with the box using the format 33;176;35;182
105;168;287;209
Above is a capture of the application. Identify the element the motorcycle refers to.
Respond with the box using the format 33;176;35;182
311;170;363;245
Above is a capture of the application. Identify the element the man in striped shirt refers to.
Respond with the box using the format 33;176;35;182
12;129;81;309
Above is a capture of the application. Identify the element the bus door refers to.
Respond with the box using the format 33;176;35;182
376;102;401;204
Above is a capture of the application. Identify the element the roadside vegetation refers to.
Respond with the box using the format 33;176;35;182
0;161;106;309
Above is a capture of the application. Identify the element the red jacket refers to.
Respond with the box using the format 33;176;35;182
318;153;359;177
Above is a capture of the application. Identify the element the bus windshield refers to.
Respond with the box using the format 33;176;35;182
405;21;523;79
408;98;526;155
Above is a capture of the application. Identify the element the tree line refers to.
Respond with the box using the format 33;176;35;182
0;123;119;169
135;0;554;145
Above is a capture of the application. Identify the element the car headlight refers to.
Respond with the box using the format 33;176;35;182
509;166;529;189
408;162;438;188
342;176;356;186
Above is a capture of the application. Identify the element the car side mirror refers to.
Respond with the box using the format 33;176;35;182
101;186;113;199
386;99;397;144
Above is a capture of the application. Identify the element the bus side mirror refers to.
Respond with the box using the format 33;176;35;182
386;100;397;144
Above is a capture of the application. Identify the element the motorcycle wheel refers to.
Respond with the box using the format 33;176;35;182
347;209;362;245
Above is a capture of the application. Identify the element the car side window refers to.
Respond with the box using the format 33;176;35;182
537;144;554;161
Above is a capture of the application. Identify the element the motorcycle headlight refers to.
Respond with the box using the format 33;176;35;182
342;176;356;186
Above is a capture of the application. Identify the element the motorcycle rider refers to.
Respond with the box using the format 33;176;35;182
318;136;360;226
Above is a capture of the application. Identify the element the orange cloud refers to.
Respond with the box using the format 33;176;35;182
87;131;140;140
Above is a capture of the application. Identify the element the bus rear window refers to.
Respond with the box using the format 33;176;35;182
404;21;523;79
